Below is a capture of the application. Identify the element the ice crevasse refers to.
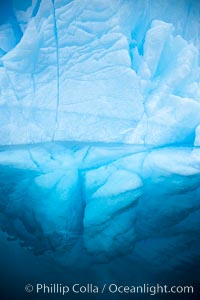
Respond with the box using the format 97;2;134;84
0;0;200;276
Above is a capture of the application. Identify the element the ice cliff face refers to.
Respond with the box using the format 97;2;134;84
0;0;199;146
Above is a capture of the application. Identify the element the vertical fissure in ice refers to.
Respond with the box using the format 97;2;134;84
51;0;60;141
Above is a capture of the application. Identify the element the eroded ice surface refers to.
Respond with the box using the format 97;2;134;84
0;0;199;146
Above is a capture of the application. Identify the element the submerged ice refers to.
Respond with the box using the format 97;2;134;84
0;143;200;272
0;0;200;281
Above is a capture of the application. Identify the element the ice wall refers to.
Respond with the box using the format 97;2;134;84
0;0;199;146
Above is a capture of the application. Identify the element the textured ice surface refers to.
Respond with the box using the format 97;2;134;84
0;0;199;145
0;0;200;289
0;143;200;273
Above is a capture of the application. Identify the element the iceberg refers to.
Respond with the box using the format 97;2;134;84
0;0;200;296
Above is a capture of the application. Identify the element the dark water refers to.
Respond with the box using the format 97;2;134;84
0;232;199;300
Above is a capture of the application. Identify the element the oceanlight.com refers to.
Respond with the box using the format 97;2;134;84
24;283;195;296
